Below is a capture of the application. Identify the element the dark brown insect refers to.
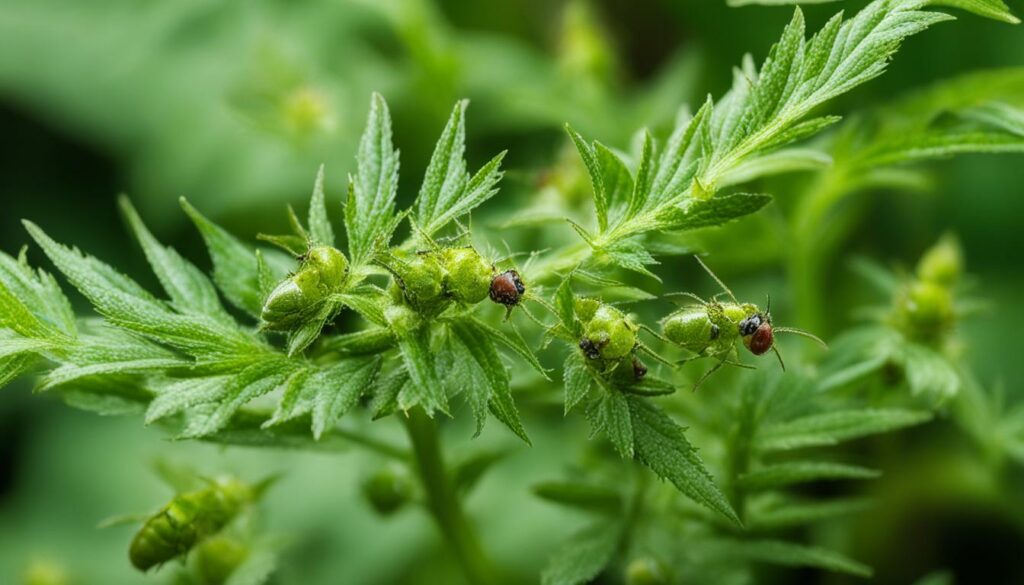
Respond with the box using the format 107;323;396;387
632;357;648;380
489;270;525;306
579;338;601;360
739;313;774;356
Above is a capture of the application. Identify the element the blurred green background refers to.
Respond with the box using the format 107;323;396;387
1;0;1023;583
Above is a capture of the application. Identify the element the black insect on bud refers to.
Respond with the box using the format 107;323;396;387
489;270;525;307
632;356;648;380
579;338;601;360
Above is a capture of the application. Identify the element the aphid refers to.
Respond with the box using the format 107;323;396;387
129;477;260;572
489;269;526;307
631;356;648;380
661;257;825;389
261;246;348;330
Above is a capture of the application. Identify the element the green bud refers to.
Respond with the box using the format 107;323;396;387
305;246;349;284
574;297;600;323
896;280;955;342
441;248;493;304
361;466;414;516
916;233;963;287
261;246;348;330
388;250;446;312
580;303;637;360
384;303;420;336
21;560;70;585
625;557;668;585
195;535;249;585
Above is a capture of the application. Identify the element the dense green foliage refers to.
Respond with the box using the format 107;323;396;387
2;0;1024;584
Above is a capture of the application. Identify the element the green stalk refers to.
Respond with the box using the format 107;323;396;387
403;408;498;585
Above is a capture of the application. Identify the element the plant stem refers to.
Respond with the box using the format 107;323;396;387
403;408;498;585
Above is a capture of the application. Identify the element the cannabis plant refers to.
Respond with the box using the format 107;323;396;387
4;1;1024;584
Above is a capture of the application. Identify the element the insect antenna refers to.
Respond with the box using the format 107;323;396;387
774;327;828;349
771;345;786;371
664;291;708;306
638;322;672;344
694;256;738;304
517;302;549;326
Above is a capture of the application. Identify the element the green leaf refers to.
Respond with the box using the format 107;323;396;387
903;342;960;401
963;102;1024;136
307;164;336;247
58;377;151;417
0;280;55;341
346;93;400;265
856;130;1024;168
727;539;872;577
627;131;656;221
469;317;549;380
701;0;954;191
415;101;507;236
720;148;832;188
146;359;294;438
728;0;842;6
0;248;76;335
25;221;260;357
554;276;579;336
594;143;634;228
601;239;660;280
0;353;36;390
0;334;53;360
180;199;263;317
39;332;185;391
370;366;408;420
929;0;1019;23
627;396;740;525
660;193;773;232
650;99;710;207
120;197;228;319
594;389;633;458
759;409;932;451
567;125;608;232
541;522;620;585
264;369;315;427
311;357;381;439
417;100;469;231
396;326;449;416
749;497;871;530
450;320;530;444
532;481;622;513
738;461;880;490
563;352;592;414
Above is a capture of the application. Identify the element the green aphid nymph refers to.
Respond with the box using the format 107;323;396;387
661;257;826;389
129;477;257;572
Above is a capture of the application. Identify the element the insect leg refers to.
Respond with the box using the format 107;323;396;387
693;359;727;391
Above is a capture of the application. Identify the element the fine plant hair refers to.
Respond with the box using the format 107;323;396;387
2;1;1024;584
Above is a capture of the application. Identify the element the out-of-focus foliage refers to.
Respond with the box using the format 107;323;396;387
3;0;1024;584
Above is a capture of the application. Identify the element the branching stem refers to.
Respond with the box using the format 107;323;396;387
403;408;498;585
